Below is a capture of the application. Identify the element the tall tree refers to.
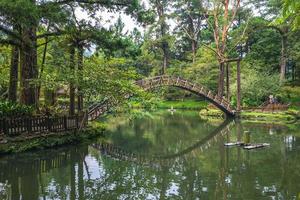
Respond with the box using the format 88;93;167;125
0;0;141;108
8;44;19;102
173;0;207;63
206;0;241;97
149;0;170;74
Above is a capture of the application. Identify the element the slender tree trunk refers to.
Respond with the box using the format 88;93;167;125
292;63;295;86
187;14;197;63
44;89;56;106
217;62;225;97
20;25;38;107
37;23;51;102
8;45;19;102
69;47;75;115
237;60;241;112
77;44;84;112
41;36;56;107
162;41;168;74
280;34;288;82
156;0;169;74
191;40;197;63
226;63;230;101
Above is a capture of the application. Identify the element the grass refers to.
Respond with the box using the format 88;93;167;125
200;107;299;124
155;100;208;110
240;111;295;122
131;98;299;123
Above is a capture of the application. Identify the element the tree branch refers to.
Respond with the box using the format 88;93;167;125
44;0;134;7
0;24;22;41
36;31;65;39
0;38;20;46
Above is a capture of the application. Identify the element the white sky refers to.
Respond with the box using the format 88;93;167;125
75;0;150;35
75;0;180;36
75;0;256;37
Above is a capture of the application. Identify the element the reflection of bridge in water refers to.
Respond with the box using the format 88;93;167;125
0;120;233;199
92;120;234;167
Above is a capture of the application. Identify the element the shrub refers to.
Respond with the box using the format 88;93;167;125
0;101;34;117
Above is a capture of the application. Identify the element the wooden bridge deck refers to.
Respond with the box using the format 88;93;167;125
88;75;236;120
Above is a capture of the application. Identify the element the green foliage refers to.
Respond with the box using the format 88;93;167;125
0;46;10;96
278;86;300;104
80;56;146;106
179;47;219;91
0;0;299;115
0;101;34;117
282;0;300;30
243;17;282;73
231;64;281;106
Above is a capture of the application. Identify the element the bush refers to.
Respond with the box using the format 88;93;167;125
231;67;281;107
0;101;34;117
278;86;300;104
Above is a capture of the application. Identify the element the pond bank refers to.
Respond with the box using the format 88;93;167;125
0;124;105;155
199;108;299;124
152;100;299;124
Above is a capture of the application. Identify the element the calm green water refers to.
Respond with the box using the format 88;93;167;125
0;110;299;200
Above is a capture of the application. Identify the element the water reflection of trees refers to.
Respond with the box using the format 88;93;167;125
105;111;226;156
0;121;299;199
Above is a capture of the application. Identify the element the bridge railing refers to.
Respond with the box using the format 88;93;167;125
138;75;233;112
89;75;235;120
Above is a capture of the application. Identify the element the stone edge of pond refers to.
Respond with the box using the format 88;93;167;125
0;125;105;155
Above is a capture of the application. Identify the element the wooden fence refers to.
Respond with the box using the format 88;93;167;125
0;113;88;136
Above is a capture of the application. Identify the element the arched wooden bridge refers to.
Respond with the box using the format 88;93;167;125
88;75;236;120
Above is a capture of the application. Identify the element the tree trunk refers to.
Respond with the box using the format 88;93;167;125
8;45;19;102
187;14;197;63
280;34;288;82
225;63;230;101
20;25;38;107
217;62;225;97
237;60;241;112
162;41;168;74
191;40;197;63
156;0;169;74
77;45;84;112
69;47;75;116
44;89;56;106
37;23;50;102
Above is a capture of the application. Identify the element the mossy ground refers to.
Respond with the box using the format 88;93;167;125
0;123;106;155
200;108;299;124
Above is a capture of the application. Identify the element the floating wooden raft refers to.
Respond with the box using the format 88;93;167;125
243;143;270;150
224;142;270;150
224;142;244;146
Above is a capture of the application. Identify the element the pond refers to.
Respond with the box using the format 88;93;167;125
0;110;299;200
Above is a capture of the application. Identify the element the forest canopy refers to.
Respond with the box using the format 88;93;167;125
0;0;299;114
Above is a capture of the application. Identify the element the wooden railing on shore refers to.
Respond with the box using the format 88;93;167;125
0;113;88;136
